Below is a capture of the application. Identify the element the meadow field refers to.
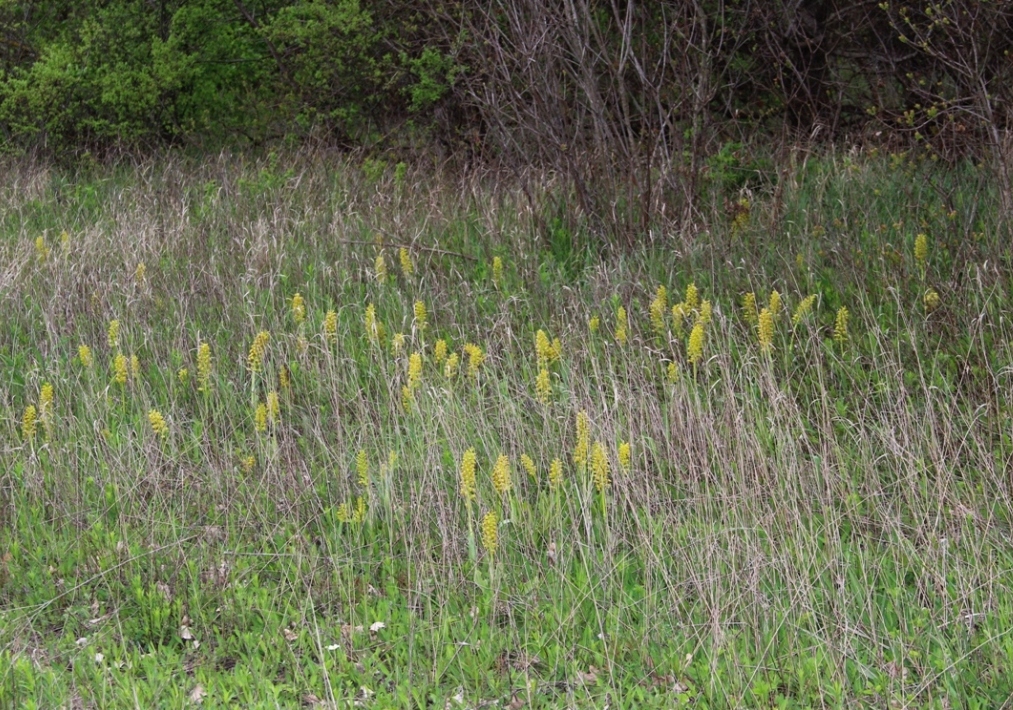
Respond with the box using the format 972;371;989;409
1;150;1012;708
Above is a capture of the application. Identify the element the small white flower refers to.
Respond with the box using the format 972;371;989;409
369;621;386;633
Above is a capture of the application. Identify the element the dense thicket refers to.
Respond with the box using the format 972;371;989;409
2;0;1011;234
0;0;459;147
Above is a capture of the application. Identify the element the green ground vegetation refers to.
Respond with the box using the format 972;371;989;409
1;150;1012;708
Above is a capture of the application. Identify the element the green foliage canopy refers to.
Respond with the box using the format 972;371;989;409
0;0;460;149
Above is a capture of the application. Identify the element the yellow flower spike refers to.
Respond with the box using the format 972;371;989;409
589;315;600;334
758;308;774;352
834;307;850;344
78;345;93;368
649;285;668;335
374;254;388;284
914;233;928;270
196;342;212;392
549;459;564;489
434;339;448;364
687;322;705;367
134;262;146;286
354;496;367;523
407;352;423;393
492;256;503;288
242;455;255;474
39;383;54;438
35;236;50;262
535;330;551;368
266;390;280;424
113;353;128;385
247;331;270;372
178;367;189;383
671;303;687;334
414;301;428;331
22;405;38;440
684;283;699;310
618;441;631;472
401;384;414;408
535;368;552;405
323;310;338;344
336;502;350;524
924;289;940;313
279;364;291;390
445;352;459;379
464;343;485;378
392;333;406;356
573;411;590;468
364;304;380;345
290;293;306;325
460;448;477;502
742;292;758;325
533;330;561;367
399;247;414;277
615;307;628;345
768;290;782;318
107;319;120;351
481;511;498;556
148;409;168;438
356;449;369;488
254;402;268;432
698;300;713;326
40;383;53;416
792;294;817;326
591;441;610;493
666;361;679;383
521;454;537;480
492;454;512;496
130;354;140;380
